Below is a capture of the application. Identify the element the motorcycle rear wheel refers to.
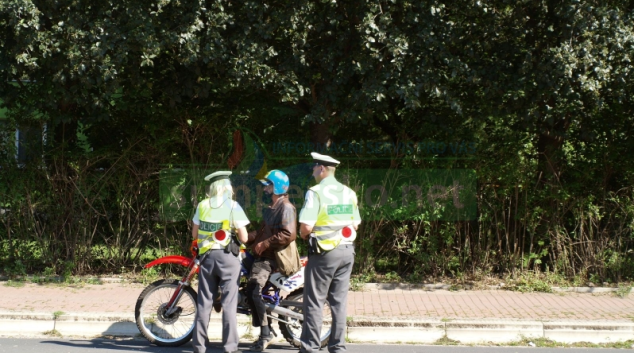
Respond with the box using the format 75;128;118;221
135;279;197;347
278;288;332;348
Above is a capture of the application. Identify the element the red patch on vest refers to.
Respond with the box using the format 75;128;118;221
215;230;227;241
342;227;352;238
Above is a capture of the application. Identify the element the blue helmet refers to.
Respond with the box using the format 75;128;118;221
260;170;290;195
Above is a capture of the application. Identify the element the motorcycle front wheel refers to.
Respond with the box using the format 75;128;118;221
135;279;197;347
278;288;332;348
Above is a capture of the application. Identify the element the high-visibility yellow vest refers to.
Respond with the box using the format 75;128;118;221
310;178;358;251
197;198;234;254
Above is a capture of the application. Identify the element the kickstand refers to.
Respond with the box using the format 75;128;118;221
269;324;278;337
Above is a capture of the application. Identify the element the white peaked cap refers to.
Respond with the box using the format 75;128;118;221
204;170;232;183
311;152;340;167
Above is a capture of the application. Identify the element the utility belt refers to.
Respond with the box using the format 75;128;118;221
308;238;354;256
224;233;241;257
308;227;355;256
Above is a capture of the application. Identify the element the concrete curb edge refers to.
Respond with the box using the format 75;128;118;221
1;313;632;345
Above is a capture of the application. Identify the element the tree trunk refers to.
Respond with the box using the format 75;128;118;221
310;121;331;148
536;115;570;187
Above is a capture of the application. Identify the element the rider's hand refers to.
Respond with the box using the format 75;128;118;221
253;241;267;256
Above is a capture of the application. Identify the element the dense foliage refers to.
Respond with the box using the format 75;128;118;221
1;0;634;283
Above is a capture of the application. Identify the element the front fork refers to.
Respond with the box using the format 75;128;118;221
164;256;200;316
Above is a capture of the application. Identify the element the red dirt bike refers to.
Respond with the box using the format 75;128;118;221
134;240;332;347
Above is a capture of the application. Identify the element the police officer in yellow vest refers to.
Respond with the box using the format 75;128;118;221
298;152;361;353
192;171;249;353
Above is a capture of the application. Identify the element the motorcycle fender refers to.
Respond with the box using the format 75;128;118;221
144;255;193;269
269;267;305;293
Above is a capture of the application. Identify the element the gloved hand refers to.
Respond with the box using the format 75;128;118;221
190;239;199;256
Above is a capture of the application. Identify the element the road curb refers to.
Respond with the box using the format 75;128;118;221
445;319;543;343
0;311;251;340
347;318;445;343
346;318;634;344
543;321;634;343
1;312;633;344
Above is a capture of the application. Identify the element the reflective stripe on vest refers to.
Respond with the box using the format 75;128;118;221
197;198;234;254
310;180;358;251
314;225;356;243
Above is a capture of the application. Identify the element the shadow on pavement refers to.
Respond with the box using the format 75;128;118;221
40;339;298;352
42;338;192;352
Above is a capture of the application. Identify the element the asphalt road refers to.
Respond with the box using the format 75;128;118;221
0;338;616;353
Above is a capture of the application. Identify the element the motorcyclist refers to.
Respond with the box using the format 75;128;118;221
245;169;297;351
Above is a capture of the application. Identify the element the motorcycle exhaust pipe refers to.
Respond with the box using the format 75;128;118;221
265;303;304;321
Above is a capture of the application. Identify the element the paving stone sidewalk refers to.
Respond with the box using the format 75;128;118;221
2;281;634;322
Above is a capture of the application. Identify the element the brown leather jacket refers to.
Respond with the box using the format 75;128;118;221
246;196;297;261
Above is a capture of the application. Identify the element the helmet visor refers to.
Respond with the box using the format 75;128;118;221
259;179;272;186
